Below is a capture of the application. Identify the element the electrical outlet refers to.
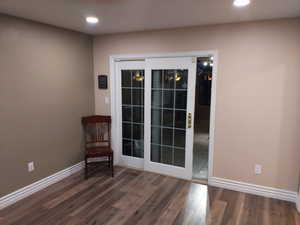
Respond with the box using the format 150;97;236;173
28;162;34;172
255;164;262;175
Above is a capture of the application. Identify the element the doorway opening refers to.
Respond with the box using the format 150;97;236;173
110;51;217;180
192;57;213;181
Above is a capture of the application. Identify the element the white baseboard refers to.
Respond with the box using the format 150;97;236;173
208;177;297;203
1;165;298;210
297;194;300;213
0;161;84;210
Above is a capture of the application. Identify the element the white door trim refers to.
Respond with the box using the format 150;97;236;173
109;50;218;180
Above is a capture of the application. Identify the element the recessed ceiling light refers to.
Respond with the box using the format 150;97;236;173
86;17;99;24
233;0;250;7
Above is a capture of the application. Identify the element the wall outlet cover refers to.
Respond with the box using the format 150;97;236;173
255;164;262;175
28;162;34;172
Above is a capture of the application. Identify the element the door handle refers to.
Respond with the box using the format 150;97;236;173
188;113;192;128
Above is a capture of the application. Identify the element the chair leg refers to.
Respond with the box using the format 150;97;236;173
111;154;114;177
108;156;111;168
85;157;88;179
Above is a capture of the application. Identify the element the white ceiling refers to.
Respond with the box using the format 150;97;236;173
0;0;299;35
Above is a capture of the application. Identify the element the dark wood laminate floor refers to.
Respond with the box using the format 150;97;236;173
1;166;299;225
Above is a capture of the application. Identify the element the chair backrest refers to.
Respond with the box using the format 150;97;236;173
82;115;111;148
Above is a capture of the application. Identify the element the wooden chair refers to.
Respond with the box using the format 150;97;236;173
82;115;114;178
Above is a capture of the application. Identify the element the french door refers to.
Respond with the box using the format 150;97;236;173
116;61;146;169
116;57;196;179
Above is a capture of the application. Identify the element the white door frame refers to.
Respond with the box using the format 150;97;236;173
115;61;146;169
109;50;218;181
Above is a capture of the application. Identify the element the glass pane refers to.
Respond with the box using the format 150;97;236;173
122;106;131;122
133;140;144;158
163;110;173;127
175;91;187;109
123;139;132;156
132;107;143;123
122;70;131;87
132;89;144;105
162;128;173;146
161;146;173;165
174;129;186;148
150;69;188;167
163;90;174;108
122;123;131;139
122;89;131;105
151;127;161;144
175;70;188;89
152;90;162;107
132;70;144;88
151;108;162;126
121;70;144;158
151;144;161;163
174;148;185;167
152;70;162;88
133;124;143;140
175;110;186;129
163;70;175;89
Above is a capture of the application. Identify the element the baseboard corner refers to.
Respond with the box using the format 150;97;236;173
0;161;84;210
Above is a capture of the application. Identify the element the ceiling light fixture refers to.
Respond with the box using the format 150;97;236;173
86;16;99;24
233;0;250;7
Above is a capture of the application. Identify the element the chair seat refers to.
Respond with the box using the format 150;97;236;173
86;147;113;157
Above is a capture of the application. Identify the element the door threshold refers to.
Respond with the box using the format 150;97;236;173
192;178;208;185
117;164;195;182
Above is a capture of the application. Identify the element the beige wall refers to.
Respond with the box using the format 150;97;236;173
0;14;94;197
93;18;300;192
